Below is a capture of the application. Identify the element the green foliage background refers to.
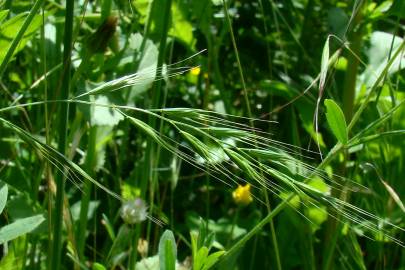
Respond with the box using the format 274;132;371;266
0;0;404;269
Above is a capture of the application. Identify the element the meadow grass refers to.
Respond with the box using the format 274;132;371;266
0;0;404;269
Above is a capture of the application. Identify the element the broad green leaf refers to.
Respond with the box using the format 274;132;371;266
92;262;107;270
91;96;124;126
190;231;199;259
170;2;195;47
0;215;45;244
360;32;403;88
70;200;100;221
0;10;9;24
328;8;349;39
107;225;131;266
0;12;42;67
370;1;393;19
158;230;177;270
0;181;7;214
194;246;209;270
202;250;225;270
133;0;151;24
388;0;405;18
0;236;25;268
129;37;159;99
324;99;348;144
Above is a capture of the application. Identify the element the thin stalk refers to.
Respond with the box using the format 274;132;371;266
324;3;366;268
342;2;365;122
211;29;232;113
142;0;172;263
77;125;97;260
222;0;251;119
226;208;240;248
0;0;45;79
101;0;112;20
248;235;259;270
116;0;154;235
129;225;142;270
258;0;272;76
223;1;282;269
70;53;92;92
220;198;287;264
51;0;74;269
40;4;53;268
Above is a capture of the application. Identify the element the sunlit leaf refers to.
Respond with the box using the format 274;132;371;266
158;230;177;270
319;37;330;90
0;181;7;214
324;99;348;144
381;180;405;213
0;215;45;244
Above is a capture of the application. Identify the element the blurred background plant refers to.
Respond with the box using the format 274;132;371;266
0;0;404;269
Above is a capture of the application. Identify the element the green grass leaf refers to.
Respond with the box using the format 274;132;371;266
0;10;9;24
0;181;7;215
319;37;330;90
381;180;405;213
324;99;348;144
158;230;177;270
92;262;107;270
202;250;225;270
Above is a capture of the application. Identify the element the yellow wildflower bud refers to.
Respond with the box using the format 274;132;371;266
232;184;253;205
189;66;201;76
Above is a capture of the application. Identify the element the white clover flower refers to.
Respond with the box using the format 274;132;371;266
120;198;148;224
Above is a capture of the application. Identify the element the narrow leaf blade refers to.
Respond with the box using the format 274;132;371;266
381;180;405;213
158;230;177;270
0;181;8;214
319;37;330;90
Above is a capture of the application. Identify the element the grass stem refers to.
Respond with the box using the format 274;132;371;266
51;0;74;269
223;1;282;268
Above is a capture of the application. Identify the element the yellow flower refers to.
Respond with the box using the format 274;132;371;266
189;66;201;76
232;184;253;205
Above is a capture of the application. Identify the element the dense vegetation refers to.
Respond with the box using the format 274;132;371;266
0;0;404;269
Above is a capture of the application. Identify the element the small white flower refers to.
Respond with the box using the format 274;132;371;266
120;198;148;224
